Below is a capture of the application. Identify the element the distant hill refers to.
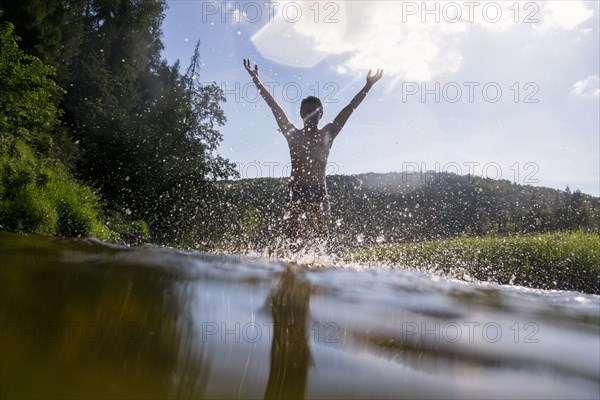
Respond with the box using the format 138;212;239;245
205;172;599;251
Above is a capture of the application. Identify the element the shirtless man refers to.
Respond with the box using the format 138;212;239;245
243;59;383;242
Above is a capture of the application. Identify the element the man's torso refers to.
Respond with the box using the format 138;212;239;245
285;125;335;186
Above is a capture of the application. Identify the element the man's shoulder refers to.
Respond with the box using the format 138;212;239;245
281;125;301;138
319;123;338;139
318;122;331;131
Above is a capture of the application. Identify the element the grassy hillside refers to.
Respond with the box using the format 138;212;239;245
208;172;599;251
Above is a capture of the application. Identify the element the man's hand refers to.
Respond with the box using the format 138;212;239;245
244;58;259;80
366;68;384;87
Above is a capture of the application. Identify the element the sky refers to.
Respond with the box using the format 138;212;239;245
161;1;600;196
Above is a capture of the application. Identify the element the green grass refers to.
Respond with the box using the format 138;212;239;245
0;140;112;240
350;231;600;294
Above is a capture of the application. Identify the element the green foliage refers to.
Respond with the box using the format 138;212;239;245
2;2;236;246
0;0;86;76
104;211;149;245
0;22;110;240
0;22;61;152
351;231;600;294
52;1;236;245
0;139;110;239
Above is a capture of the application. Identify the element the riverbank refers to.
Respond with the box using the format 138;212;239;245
349;231;600;294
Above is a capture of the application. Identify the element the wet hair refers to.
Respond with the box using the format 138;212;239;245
300;96;323;119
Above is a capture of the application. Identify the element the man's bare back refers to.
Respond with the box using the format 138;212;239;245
243;59;383;241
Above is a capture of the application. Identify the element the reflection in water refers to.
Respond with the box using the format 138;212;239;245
265;266;311;400
1;232;599;399
0;233;210;399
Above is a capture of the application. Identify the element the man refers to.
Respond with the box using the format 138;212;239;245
243;59;383;244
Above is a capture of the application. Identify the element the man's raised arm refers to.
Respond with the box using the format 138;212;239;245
330;68;383;137
243;59;295;135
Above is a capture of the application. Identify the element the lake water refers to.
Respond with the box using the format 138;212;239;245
1;232;599;399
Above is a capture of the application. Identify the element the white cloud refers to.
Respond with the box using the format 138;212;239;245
253;1;467;81
251;1;595;83
536;1;594;32
571;75;600;97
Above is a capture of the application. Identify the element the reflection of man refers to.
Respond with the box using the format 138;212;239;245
264;267;312;400
244;59;383;244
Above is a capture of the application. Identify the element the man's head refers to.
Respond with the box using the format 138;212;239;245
300;96;323;125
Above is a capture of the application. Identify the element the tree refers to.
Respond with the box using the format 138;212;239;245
2;1;237;245
0;22;61;153
565;189;589;229
129;41;237;245
523;193;543;233
183;39;236;180
0;0;86;76
27;0;236;245
0;22;110;238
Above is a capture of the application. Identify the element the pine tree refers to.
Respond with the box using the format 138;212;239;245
523;193;542;233
565;189;589;229
183;39;236;180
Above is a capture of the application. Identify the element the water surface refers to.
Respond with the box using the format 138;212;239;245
1;232;598;399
